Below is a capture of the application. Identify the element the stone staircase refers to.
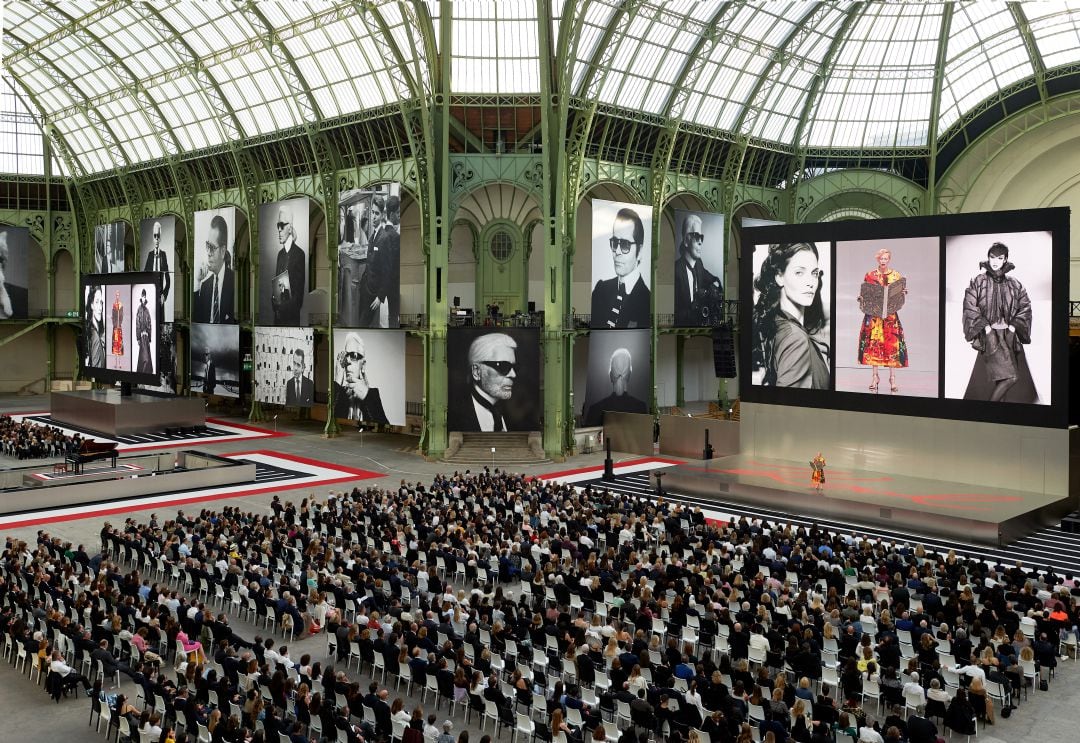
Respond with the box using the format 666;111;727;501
442;432;550;465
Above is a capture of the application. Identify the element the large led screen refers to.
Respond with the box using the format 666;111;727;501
80;272;162;386
258;198;310;326
337;183;401;328
591;199;652;329
331;329;406;425
739;208;1068;428
446;327;540;432
140;216;176;321
254;326;316;407
0;226;29;319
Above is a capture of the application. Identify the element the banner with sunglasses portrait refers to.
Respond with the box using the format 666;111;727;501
330;329;406;426
192;207;238;324
139;216;176;321
446;327;540;432
672;209;725;327
590;199;652;329
258;198;310;326
337;183;402;328
0;225;29;320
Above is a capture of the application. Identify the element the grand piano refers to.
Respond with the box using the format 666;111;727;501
65;440;119;474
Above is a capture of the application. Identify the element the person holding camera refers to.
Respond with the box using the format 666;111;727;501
674;213;723;326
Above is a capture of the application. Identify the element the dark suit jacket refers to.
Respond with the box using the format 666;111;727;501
357;226;400;327
674;256;721;326
273;242;305;325
590;275;650;328
142;250;171;300
193;267;236;323
204;360;216;395
2;282;28;319
285;375;314;407
585;392;648;427
332;382;389;425
447;385;527;432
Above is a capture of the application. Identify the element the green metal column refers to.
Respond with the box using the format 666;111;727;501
421;0;453;458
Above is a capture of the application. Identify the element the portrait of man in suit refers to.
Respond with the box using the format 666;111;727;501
356;194;401;328
203;349;217;395
271;205;305;325
591;206;651;328
448;332;521;432
332;332;388;425
194;214;235;323
142;220;171;309
585;347;648;426
284;348;314;407
0;230;28;320
674;211;724;326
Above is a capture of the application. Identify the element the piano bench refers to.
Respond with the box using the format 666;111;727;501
53;463;67;475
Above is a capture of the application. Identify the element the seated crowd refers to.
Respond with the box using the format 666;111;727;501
0;414;79;459
1;468;1078;743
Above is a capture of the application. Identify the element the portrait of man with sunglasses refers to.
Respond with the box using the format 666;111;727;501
449;331;523;432
591;205;651;329
270;204;306;325
194;213;235;324
674;211;724;326
332;332;389;425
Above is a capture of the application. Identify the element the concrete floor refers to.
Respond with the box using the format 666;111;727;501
0;392;1074;743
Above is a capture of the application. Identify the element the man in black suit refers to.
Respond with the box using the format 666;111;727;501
357;194;400;328
284;348;314;407
203;349;217;395
332;332;389;424
142;221;171;310
674;212;722;326
194;214;235;323
448;332;520;432
585;346;648;426
271;205;305;325
591;206;650;328
0;230;28;320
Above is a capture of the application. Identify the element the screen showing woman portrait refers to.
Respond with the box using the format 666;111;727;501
750;241;831;388
944;231;1052;404
834;237;939;397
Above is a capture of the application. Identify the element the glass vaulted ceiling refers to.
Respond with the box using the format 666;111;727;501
4;1;1080;176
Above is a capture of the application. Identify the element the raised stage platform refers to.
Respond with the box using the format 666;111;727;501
652;455;1076;547
51;390;205;437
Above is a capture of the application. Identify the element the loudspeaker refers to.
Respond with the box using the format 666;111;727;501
712;324;737;378
528;301;536;313
453;296;461;308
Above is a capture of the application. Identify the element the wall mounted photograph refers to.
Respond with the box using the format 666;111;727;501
337;183;401;328
672;209;725;327
254;326;315;407
139;216;175;321
94;222;126;274
0;226;28;320
191;322;240;398
258;198;310;326
192;207;238;324
591;199;652;329
330;329;406;425
447;327;540;432
581;330;651;427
